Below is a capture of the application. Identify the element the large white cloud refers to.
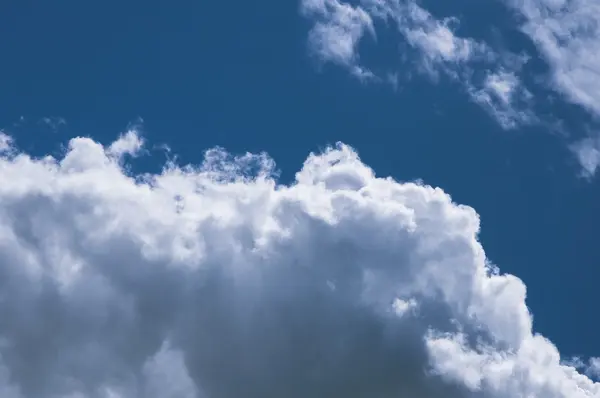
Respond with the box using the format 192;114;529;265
0;131;598;397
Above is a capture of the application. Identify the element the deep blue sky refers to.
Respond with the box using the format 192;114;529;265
0;0;597;360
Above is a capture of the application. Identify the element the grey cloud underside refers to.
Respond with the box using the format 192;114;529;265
0;132;598;397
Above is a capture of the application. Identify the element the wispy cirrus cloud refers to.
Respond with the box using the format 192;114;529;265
301;0;487;79
570;136;600;179
505;0;600;176
301;0;600;177
39;116;66;133
468;70;537;129
392;1;486;78
508;0;600;116
300;0;535;131
300;0;376;79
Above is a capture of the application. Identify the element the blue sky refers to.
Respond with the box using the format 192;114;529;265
0;0;599;397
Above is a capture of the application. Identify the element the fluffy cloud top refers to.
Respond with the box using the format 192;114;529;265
0;131;598;397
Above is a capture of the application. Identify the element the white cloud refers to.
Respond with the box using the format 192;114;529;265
587;358;600;378
570;137;600;179
0;131;598;397
404;20;471;63
508;0;600;115
300;0;376;79
0;132;13;154
485;72;520;105
301;0;487;79
106;129;145;159
40;117;66;132
506;0;600;173
469;70;536;129
301;0;537;129
398;1;485;78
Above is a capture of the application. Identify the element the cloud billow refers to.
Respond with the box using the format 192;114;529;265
0;132;597;397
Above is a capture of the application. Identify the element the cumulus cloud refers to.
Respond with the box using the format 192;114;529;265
0;131;598;397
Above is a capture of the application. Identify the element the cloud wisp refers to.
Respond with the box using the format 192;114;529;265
505;0;600;175
468;70;536;129
0;131;597;397
300;0;486;78
301;0;377;79
301;0;600;177
300;0;536;130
